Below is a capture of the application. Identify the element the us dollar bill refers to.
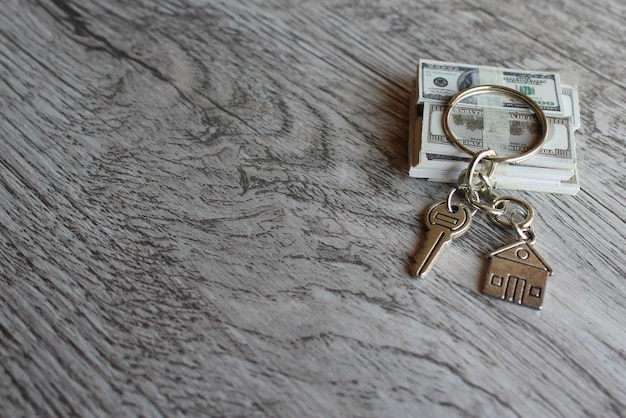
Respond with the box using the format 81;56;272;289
408;85;579;171
418;59;564;116
420;102;575;170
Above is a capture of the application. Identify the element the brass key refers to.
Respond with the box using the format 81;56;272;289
411;201;472;278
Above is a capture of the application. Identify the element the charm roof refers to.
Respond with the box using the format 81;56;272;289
488;241;554;275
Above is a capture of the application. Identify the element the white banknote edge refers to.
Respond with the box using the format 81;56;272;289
408;77;419;168
561;84;581;131
424;167;580;195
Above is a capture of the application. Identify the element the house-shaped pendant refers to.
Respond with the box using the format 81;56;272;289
482;241;554;309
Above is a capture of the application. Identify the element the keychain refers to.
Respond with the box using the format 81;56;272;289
411;85;554;310
483;194;553;309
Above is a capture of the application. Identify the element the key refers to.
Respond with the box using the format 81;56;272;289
411;201;472;278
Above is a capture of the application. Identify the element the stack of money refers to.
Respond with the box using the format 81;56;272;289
408;59;581;194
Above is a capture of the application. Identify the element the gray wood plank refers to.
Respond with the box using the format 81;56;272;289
1;0;624;416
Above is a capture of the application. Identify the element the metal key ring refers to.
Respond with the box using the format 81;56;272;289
456;149;505;216
442;84;548;163
491;195;535;229
467;189;505;217
464;149;497;189
511;218;536;243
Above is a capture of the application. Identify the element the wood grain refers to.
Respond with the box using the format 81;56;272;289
1;0;624;416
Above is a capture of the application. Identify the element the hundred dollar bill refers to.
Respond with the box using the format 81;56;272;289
419;101;575;170
409;86;578;164
418;59;564;116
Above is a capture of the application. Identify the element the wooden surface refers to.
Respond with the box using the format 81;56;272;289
1;0;625;416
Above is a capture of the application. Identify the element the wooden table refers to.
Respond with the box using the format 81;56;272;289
2;0;625;416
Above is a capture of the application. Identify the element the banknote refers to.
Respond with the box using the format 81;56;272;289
408;83;579;171
418;59;564;116
419;102;575;169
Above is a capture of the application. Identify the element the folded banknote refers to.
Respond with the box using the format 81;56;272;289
418;59;564;116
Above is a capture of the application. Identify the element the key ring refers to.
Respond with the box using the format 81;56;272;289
442;84;548;163
463;148;497;189
491;195;535;229
457;149;505;216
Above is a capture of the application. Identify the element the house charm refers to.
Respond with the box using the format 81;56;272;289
482;240;554;309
